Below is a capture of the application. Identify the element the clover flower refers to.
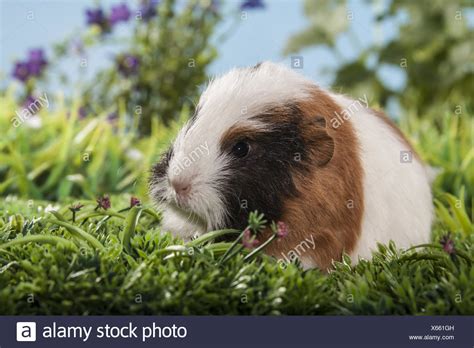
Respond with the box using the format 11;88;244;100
130;197;141;207
69;203;84;223
69;203;84;212
440;233;455;255
242;228;260;249
96;195;111;210
276;221;289;239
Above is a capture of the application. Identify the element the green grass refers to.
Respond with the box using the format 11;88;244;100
0;193;472;315
0;92;473;315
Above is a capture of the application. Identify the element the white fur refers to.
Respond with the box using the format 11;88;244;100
156;62;433;263
329;93;433;263
157;62;315;239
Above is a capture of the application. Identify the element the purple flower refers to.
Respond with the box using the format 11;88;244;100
139;0;159;21
440;234;455;255
11;48;48;82
28;49;46;63
12;61;30;82
69;203;84;213
276;221;289;240
96;195;111;210
27;49;47;76
240;0;265;10
130;197;141;207
69;203;84;223
110;3;131;25
86;7;109;30
117;54;139;76
242;228;260;249
78;106;88;119
107;111;118;123
23;95;39;110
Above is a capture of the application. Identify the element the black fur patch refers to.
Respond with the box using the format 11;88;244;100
218;104;313;230
149;146;173;198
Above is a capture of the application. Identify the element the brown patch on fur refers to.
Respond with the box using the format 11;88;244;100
219;104;295;149
370;108;420;160
262;88;365;271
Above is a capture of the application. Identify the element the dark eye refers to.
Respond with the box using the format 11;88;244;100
231;141;250;158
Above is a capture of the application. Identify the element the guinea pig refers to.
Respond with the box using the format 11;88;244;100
149;61;433;270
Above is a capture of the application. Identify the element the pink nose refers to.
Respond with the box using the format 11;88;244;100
171;179;191;197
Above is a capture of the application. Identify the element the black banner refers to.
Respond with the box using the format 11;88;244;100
1;316;472;347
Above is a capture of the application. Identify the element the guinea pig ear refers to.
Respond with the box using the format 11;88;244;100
309;116;335;167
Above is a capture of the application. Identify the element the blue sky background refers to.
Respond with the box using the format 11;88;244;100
2;0;470;100
0;0;402;87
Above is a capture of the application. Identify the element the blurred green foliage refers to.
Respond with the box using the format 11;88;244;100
401;111;473;210
0;88;185;201
79;0;218;135
285;0;474;118
15;0;219;136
